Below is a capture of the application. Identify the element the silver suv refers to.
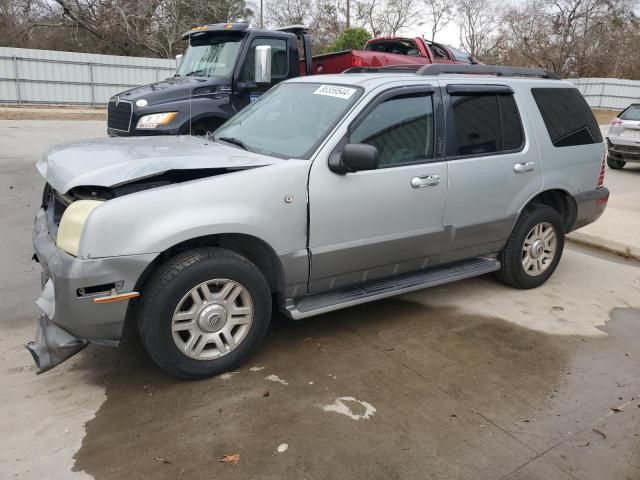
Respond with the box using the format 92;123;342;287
27;65;609;379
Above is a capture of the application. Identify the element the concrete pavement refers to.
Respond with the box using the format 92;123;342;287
1;120;639;480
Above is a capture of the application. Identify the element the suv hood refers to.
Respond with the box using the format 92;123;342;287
38;136;283;193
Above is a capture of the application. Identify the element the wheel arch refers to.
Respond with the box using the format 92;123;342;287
181;114;228;135
132;233;286;297
517;188;578;233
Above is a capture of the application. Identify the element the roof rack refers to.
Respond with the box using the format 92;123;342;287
344;64;424;74
416;64;560;80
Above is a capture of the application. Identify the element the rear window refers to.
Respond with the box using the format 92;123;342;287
619;105;640;121
449;93;524;157
531;88;602;147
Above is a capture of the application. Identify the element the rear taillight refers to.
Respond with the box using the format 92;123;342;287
597;153;606;188
610;118;622;126
351;55;363;67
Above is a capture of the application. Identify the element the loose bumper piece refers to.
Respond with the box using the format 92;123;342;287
26;314;88;374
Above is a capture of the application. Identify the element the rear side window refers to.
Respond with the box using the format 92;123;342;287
531;88;603;147
449;93;524;157
619;105;640;121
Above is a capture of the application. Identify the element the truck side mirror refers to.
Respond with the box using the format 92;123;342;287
255;45;272;84
175;54;183;69
329;144;379;174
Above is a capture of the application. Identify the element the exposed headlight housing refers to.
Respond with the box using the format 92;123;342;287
57;200;103;257
136;112;177;129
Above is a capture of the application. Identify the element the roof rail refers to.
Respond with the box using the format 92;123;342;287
416;64;560;80
344;64;424;74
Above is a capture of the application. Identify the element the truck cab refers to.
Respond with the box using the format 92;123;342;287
107;23;312;137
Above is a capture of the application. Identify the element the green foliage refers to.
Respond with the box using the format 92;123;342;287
323;28;372;54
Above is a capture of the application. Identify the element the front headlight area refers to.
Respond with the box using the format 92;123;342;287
136;112;178;129
57;200;103;257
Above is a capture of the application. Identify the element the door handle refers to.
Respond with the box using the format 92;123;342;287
513;162;536;173
411;175;440;188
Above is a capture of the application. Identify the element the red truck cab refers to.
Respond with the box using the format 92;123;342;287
309;37;475;75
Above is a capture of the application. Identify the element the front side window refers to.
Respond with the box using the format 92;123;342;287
214;83;362;159
177;34;242;78
241;38;289;81
449;93;524;156
350;92;435;167
531;88;602;147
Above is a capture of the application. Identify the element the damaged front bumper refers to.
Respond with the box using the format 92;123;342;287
26;281;88;374
27;208;158;374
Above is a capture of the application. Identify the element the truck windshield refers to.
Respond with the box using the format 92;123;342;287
176;34;242;78
213;83;363;159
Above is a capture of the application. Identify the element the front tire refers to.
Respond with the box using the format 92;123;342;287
497;206;565;289
607;156;625;169
139;248;271;379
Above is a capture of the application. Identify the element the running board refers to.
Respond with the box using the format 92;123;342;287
285;257;500;320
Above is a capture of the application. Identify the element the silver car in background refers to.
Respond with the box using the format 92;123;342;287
606;103;640;169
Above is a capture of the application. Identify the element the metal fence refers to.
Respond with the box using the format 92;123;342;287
0;47;176;106
570;78;640;111
2;47;640;109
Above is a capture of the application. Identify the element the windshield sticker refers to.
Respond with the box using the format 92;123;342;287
314;85;357;100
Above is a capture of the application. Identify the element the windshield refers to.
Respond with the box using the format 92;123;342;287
213;83;363;159
176;34;242;78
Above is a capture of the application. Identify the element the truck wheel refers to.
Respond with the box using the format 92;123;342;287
139;248;271;379
607;157;625;169
497;206;565;289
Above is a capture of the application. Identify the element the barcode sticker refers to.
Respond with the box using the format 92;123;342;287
314;85;357;99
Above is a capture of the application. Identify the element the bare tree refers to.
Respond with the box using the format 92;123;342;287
355;0;418;36
23;0;251;57
422;0;452;41
266;0;314;26
453;0;502;59
502;0;636;76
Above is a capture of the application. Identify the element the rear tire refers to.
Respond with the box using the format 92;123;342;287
607;156;626;169
139;248;271;379
497;206;564;289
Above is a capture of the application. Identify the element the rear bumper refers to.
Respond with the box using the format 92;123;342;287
27;208;157;373
572;187;609;231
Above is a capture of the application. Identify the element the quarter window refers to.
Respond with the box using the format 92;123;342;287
449;93;524;157
531;88;602;147
350;92;435;167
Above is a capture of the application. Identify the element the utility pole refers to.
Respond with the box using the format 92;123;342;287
260;0;264;28
346;0;350;28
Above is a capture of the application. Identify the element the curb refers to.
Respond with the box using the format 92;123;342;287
567;232;640;261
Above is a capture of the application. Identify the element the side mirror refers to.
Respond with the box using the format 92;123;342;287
329;143;379;174
255;45;272;84
175;54;183;68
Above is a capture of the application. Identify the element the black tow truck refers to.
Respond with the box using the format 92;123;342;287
107;23;312;136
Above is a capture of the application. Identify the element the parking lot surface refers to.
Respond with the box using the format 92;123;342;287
1;120;639;480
